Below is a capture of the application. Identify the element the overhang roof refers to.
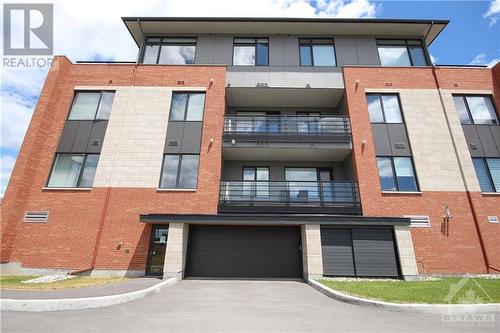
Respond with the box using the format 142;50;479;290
122;17;448;47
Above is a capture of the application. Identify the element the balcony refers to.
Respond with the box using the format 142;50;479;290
219;180;361;214
222;115;352;161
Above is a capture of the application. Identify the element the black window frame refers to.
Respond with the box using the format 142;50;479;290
376;156;419;192
376;39;430;67
232;37;269;66
472;157;499;193
168;92;206;122
46;153;100;188
141;36;197;64
159;153;200;189
298;38;337;67
67;90;115;121
452;94;499;125
366;93;405;124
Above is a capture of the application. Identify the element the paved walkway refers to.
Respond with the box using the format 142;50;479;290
1;277;162;299
2;280;499;332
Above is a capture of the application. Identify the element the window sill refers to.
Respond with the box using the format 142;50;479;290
42;187;92;191
482;192;500;196
382;191;422;195
157;188;197;192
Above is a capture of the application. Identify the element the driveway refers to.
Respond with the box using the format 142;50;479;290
2;280;499;332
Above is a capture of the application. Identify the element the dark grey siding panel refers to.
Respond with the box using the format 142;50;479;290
213;36;233;65
477;126;500;157
335;38;358;66
491;126;500;156
269;36;283;67
321;227;355;276
86;120;108;153
57;121;79;152
372;124;392;155
72;121;93;152
387;124;411;156
165;122;183;154
282;37;300;66
195;36;215;64
355;38;380;66
181;122;202;153
186;225;302;278
352;228;399;277
462;125;485;157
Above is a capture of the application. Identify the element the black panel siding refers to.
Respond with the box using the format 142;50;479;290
492;126;500;156
72;121;93;152
387;124;411;156
164;122;202;154
462;124;500;158
321;227;355;276
57;120;108;153
477;126;500;157
351;228;399;277
186;225;302;278
462;125;485;157
372;124;392;156
86;120;108;153
57;121;79;152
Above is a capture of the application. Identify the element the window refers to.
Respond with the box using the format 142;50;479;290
233;38;268;66
472;158;500;192
169;92;205;121
453;95;498;125
243;167;269;198
68;91;115;120
47;154;99;188
159;154;200;189
299;39;336;66
377;40;428;67
405;215;431;228
366;94;403;123
142;37;196;64
376;156;418;192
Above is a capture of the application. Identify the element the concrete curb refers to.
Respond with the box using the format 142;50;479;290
308;279;500;314
1;278;177;312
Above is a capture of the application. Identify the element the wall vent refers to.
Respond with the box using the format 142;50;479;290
395;142;406;149
168;141;179;146
487;216;498;224
405;215;430;228
23;211;49;223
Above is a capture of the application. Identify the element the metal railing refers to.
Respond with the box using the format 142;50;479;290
223;115;351;141
219;180;361;214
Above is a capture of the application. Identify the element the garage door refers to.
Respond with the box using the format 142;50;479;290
186;225;302;278
321;227;399;277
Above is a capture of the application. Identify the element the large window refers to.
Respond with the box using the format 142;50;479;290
47;154;99;188
366;94;403;123
472;158;500;193
377;40;428;67
453;95;498;125
376;156;418;192
299;39;336;67
68;91;114;120
142;37;196;64
159;154;200;189
169;92;205;121
233;38;269;66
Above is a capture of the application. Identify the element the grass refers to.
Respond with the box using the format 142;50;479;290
320;277;500;304
0;275;127;291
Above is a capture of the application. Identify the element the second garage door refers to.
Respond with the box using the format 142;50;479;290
186;225;302;279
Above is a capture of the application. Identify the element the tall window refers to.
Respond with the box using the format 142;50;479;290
453;95;498;125
142;37;196;64
160;154;200;189
233;38;269;66
299;39;336;67
169;92;205;121
68;91;115;120
472;158;500;193
376;157;418;192
47;154;99;188
366;94;403;123
377;40;428;67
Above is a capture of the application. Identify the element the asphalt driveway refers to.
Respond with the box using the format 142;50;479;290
2;279;499;332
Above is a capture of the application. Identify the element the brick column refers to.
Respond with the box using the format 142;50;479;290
301;224;323;280
163;223;189;279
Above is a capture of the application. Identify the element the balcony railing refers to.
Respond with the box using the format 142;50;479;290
219;180;361;214
223;115;351;143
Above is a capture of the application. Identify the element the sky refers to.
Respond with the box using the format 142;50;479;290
1;0;499;196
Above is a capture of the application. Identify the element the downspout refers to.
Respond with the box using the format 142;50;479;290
70;22;143;276
430;66;492;274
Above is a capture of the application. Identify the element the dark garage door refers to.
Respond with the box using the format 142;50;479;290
321;227;399;277
186;225;302;278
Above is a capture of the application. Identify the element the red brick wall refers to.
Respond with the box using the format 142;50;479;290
1;57;226;271
343;66;499;274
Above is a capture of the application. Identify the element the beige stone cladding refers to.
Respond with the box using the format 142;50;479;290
301;224;323;280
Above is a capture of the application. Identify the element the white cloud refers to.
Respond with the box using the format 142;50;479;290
1;0;379;197
469;53;500;67
484;0;500;25
1;155;17;197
